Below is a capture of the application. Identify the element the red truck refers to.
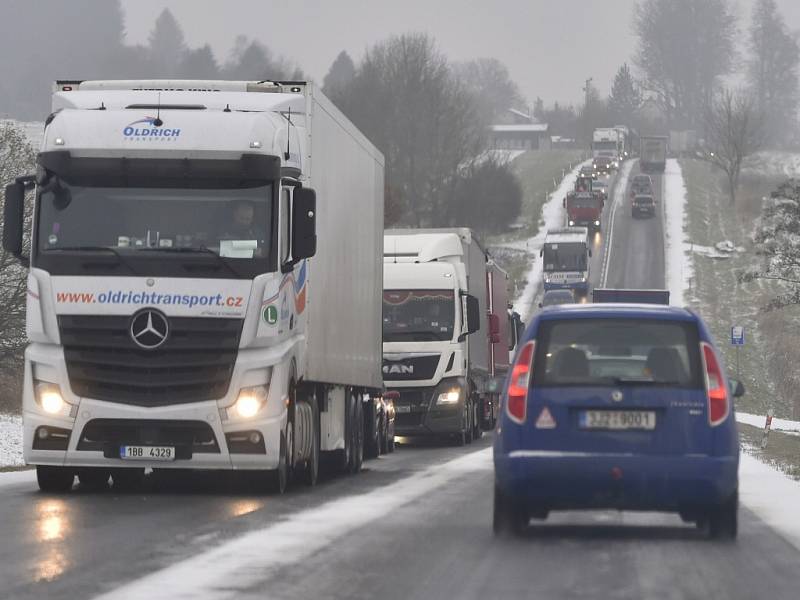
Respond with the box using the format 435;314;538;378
564;189;605;231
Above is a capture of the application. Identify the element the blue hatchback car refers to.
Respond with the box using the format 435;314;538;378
493;303;742;538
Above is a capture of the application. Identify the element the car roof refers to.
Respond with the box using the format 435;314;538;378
537;303;697;322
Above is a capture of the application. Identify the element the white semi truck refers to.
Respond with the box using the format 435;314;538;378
2;79;385;492
592;128;621;165
382;229;505;443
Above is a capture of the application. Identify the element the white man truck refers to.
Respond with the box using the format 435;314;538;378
2;79;385;493
541;227;591;296
382;229;503;444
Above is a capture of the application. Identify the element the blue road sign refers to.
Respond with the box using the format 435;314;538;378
731;326;745;346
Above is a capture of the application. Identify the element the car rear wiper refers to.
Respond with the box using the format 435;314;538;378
137;246;239;277
46;246;137;274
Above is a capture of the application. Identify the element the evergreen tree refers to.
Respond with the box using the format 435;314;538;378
180;45;220;79
607;63;642;124
323;51;356;100
148;8;188;77
747;0;799;146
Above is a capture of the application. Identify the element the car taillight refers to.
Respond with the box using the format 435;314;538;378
507;341;535;424
701;342;729;426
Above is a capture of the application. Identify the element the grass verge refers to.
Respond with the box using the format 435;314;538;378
738;422;800;481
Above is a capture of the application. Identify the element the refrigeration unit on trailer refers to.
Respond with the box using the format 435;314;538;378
541;227;591;296
2;79;385;492
382;229;494;443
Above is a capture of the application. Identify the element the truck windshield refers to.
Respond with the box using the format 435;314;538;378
532;318;702;388
569;195;599;209
36;180;273;276
542;243;587;272
383;290;455;342
593;141;617;150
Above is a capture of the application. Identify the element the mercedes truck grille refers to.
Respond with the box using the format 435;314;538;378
58;315;243;407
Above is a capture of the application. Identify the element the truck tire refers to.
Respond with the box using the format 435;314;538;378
78;468;110;490
349;392;364;474
37;466;74;493
364;400;380;459
472;398;483;441
465;402;474;445
297;394;320;487
263;432;289;494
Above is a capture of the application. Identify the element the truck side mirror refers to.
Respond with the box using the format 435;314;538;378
466;294;480;335
488;313;500;344
3;182;25;260
291;187;316;261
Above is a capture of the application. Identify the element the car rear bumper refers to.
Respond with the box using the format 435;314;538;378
494;451;738;510
544;281;589;293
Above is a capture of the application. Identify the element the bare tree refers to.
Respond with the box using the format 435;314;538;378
451;58;524;124
0;122;36;410
633;0;736;128
747;0;800;146
332;33;486;227
703;89;765;205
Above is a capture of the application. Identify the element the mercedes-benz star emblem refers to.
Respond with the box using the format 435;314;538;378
130;309;169;350
611;390;624;403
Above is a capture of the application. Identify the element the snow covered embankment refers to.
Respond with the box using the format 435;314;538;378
515;160;591;320
0;414;23;468
663;159;692;306
663;157;800;550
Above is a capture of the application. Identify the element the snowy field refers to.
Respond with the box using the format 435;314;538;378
737;412;800;437
743;151;800;178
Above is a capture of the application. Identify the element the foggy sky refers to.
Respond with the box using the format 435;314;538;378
121;0;800;108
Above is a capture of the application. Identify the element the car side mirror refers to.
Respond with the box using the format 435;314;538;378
291;187;316;261
729;378;745;398
3;182;26;262
466;294;480;335
538;302;543;309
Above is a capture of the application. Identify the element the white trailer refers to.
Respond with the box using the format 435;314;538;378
2;80;384;492
382;229;491;444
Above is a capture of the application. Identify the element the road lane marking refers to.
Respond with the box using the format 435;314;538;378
93;447;493;600
600;160;635;287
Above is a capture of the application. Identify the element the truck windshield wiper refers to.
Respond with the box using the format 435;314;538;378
137;246;239;277
46;246;137;274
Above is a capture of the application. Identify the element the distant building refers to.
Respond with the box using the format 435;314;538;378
489;123;551;151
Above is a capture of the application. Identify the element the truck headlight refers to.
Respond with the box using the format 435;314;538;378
569;220;575;226
436;388;461;405
230;385;268;419
594;220;600;226
34;382;72;416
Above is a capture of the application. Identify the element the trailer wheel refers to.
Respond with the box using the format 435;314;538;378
36;466;74;493
364;399;380;459
472;397;483;440
350;392;364;474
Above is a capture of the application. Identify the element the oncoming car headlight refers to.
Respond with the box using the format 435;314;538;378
34;382;73;416
229;385;269;419
436;388;461;405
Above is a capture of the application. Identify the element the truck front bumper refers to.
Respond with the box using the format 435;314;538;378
24;399;286;470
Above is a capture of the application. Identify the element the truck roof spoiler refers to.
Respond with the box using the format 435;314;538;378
592;288;670;305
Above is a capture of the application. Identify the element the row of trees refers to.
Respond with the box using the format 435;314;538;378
323;35;522;230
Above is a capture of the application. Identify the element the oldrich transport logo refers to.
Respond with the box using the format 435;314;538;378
130;309;170;349
123;117;181;141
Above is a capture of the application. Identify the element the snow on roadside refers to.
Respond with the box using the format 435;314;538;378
514;160;591;320
737;411;800;437
0;414;24;467
740;451;800;551
663;159;692;306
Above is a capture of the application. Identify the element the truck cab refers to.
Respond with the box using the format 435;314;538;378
382;230;489;444
564;191;604;231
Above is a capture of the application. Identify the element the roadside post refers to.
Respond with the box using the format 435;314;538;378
761;408;774;449
730;325;744;379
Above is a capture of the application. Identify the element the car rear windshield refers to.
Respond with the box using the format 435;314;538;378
532;318;703;388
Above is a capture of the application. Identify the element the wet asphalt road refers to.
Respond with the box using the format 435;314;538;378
3;161;800;599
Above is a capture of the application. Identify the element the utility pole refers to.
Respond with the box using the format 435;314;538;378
583;77;593;150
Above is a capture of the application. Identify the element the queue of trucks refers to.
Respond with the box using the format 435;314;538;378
1;79;521;492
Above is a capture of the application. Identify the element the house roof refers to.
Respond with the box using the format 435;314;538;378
490;123;549;133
